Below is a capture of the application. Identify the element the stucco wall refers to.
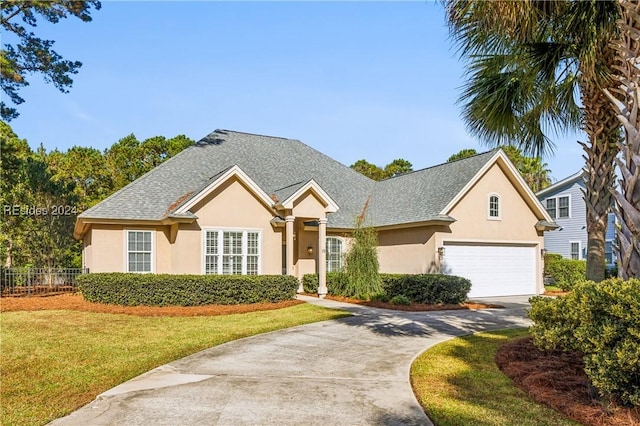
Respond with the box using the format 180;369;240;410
443;164;542;242
376;226;441;274
188;177;283;274
83;177;284;275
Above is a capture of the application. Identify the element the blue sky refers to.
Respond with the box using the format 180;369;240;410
6;1;584;181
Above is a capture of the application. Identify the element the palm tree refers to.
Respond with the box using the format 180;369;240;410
605;0;640;278
446;0;621;282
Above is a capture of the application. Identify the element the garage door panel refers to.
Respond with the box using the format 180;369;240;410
443;244;536;298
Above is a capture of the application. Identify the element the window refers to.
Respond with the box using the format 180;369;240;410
204;229;260;275
570;242;580;260
605;241;614;265
558;196;570;218
127;230;153;272
326;237;344;272
488;194;500;219
545;195;570;219
546;198;557;219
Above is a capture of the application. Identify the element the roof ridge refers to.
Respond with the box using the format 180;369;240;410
215;129;295;140
379;148;497;182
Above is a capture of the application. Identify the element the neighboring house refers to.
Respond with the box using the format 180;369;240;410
74;129;556;298
536;172;617;266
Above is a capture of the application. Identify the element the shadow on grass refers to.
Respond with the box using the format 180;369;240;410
411;330;579;426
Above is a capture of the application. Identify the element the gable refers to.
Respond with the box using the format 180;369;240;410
447;162;542;239
190;176;275;227
441;151;552;223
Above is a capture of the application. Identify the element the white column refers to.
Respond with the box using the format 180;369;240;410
285;216;300;292
318;218;328;298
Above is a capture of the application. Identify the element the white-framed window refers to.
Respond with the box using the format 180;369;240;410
326;237;344;273
488;193;501;220
570;241;581;260
545;198;557;219
203;229;261;275
126;230;154;273
545;195;570;219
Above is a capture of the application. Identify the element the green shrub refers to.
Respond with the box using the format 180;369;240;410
341;221;382;299
77;273;299;306
382;274;471;304
303;272;471;304
529;278;640;407
390;295;411;305
302;273;346;294
544;255;586;291
370;292;390;302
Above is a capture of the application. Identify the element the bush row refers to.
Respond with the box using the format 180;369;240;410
529;278;640;407
77;273;299;306
302;273;471;304
544;253;586;291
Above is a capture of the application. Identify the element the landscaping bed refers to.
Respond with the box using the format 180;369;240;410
318;294;502;311
0;293;302;316
497;336;640;426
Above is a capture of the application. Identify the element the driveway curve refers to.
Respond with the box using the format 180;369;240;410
50;296;532;426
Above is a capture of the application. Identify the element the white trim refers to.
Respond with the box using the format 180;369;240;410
124;229;155;273
535;171;583;197
280;179;339;213
487;193;501;221
569;240;581;260
176;165;274;214
544;193;571;219
201;227;262;275
439;150;554;223
325;236;345;273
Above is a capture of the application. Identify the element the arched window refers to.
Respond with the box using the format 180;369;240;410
488;194;501;219
326;237;344;272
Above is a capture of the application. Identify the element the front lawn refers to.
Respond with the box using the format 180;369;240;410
1;304;349;426
410;329;578;426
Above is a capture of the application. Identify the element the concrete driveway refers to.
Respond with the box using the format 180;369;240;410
50;296;532;426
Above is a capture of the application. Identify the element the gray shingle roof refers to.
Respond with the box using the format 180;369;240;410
368;150;498;227
80;130;498;229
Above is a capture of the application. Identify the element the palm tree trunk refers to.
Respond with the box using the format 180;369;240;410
607;0;640;279
580;54;621;282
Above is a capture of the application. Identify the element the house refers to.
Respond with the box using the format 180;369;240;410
536;172;617;266
74;129;556;298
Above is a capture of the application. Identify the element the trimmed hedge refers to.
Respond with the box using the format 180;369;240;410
529;278;640;407
303;272;471;304
302;273;346;294
77;273;299;306
544;253;586;291
381;274;471;304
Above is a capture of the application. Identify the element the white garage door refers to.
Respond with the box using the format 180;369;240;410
442;243;537;298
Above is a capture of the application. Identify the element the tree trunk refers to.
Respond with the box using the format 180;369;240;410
607;0;640;279
580;53;620;282
586;219;607;281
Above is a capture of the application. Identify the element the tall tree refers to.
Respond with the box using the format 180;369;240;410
350;158;413;181
447;148;477;162
448;146;552;192
0;1;101;120
605;0;640;278
105;134;194;192
447;0;621;282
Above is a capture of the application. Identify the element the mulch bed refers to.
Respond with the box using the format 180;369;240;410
322;294;503;311
0;293;303;317
496;336;640;426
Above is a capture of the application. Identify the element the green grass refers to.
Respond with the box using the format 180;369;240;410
544;285;564;292
410;329;579;426
1;304;349;426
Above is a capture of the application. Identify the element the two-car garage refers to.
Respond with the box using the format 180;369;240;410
442;242;539;298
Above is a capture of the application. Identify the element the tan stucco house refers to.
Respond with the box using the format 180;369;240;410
74;129;556;298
